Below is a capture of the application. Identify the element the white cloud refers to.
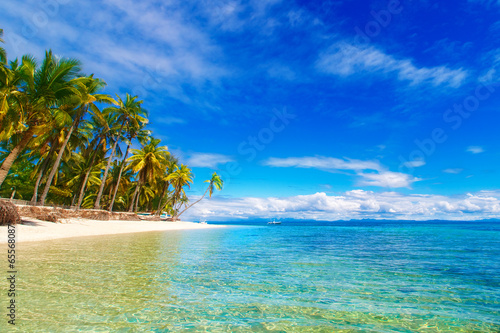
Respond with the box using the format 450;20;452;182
356;171;418;188
264;156;382;171
443;168;463;174
403;160;426;168
155;116;186;125
316;42;468;88
185;152;234;168
263;156;419;188
467;146;485;154
182;190;500;221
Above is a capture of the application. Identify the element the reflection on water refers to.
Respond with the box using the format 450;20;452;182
10;222;500;332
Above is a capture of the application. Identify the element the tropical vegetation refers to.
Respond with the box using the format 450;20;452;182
0;28;223;219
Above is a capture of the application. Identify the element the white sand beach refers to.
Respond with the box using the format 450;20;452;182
0;218;224;243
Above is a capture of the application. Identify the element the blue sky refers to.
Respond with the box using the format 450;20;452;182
2;0;500;220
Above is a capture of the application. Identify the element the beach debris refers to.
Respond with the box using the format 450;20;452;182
0;200;21;226
14;205;140;221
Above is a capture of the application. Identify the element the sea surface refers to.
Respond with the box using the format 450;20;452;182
9;220;500;332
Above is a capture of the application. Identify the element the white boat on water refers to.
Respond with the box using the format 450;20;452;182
267;220;281;225
200;219;207;224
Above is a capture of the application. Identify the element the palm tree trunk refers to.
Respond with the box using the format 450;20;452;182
31;140;57;203
39;118;78;205
155;181;169;215
128;182;140;212
0;127;35;187
94;123;125;209
94;138;119;209
76;138;102;209
175;185;210;219
70;191;78;207
134;184;142;212
108;144;130;212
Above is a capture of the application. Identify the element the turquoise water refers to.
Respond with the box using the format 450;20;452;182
9;221;500;332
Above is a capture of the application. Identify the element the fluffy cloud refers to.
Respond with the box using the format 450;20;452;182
185;152;234;168
403;160;426;168
264;156;382;171
182;190;500;221
467;146;485;154
263;156;420;188
316;42;468;88
443;168;463;174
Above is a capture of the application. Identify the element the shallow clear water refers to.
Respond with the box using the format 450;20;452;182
8;221;500;332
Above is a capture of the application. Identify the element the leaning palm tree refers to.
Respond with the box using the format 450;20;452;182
38;76;113;205
94;93;147;209
154;155;179;215
175;172;223;220
75;113;113;209
29;129;61;202
0;51;82;186
126;138;168;212
166;164;193;218
108;127;150;212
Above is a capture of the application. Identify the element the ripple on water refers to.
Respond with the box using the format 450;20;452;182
13;222;500;332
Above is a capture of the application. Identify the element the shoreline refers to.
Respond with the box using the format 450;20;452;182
0;217;225;243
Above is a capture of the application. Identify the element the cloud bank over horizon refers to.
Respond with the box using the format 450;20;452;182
183;190;500;221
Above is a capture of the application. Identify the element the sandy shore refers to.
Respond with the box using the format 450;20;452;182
0;217;225;243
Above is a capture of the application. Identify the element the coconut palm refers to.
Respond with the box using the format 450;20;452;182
154;155;179;215
94;93;147;209
0;59;25;142
0;51;82;186
75;113;114;209
38;76;113;205
166;164;193;218
126;138;168;212
175;172;223;219
108;126;150;212
29;131;61;202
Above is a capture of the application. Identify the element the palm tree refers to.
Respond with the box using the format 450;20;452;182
0;59;24;141
154;155;179;215
38;76;113;205
75;113;113;209
0;28;6;64
126;138;168;212
94;93;147;209
0;28;10;99
175;172;223;220
108;126;150;212
0;51;82;186
29;132;59;202
166;164;193;218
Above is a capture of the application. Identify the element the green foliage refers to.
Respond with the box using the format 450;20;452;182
0;152;35;199
0;27;223;213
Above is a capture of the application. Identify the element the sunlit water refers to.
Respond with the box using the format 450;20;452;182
6;221;500;332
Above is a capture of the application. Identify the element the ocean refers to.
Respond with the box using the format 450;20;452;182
13;220;500;332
